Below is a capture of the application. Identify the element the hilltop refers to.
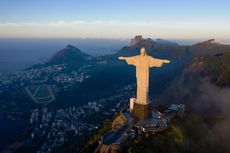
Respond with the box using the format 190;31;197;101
187;52;230;86
47;45;93;65
189;39;230;56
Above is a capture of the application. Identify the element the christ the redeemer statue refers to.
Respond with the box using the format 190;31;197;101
119;47;170;105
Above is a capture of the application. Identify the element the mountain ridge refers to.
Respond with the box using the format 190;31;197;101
186;52;230;86
28;36;230;70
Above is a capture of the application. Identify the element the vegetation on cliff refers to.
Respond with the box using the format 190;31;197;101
128;109;230;153
80;119;112;153
188;52;230;86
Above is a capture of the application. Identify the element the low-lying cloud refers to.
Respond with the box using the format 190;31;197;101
159;73;230;147
0;20;229;39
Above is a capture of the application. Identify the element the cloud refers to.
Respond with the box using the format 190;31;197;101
159;74;230;113
158;73;230;148
0;20;229;39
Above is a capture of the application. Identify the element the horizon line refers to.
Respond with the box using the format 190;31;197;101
0;37;230;46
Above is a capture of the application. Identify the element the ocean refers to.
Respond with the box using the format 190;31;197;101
0;38;129;72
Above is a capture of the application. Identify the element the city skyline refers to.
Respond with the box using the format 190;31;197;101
0;0;229;39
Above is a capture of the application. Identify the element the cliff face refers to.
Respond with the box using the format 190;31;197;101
186;52;230;86
189;39;230;56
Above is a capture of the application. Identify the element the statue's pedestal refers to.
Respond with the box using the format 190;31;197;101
132;102;152;120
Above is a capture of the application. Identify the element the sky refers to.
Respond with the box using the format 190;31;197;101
0;0;230;39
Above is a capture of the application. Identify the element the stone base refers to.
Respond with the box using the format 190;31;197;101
132;102;152;120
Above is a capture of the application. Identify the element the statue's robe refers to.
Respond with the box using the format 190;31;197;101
124;55;164;104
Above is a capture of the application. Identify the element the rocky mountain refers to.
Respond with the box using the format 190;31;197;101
47;45;93;65
155;38;179;46
186;52;230;86
158;50;230;109
118;36;189;59
120;36;230;59
189;39;230;56
130;35;178;47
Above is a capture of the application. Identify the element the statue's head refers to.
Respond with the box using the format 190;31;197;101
140;47;147;56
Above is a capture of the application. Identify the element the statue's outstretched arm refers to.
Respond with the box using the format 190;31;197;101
118;56;126;60
118;56;137;66
150;57;171;67
161;59;171;63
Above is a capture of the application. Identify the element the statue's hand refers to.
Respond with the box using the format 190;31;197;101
118;56;125;60
163;60;171;63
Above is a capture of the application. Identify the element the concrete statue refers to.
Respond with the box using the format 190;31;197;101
119;47;170;104
119;47;170;119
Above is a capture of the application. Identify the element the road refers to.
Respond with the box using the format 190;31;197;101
103;114;135;145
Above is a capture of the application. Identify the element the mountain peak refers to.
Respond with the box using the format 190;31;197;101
65;44;76;48
194;39;223;46
53;45;81;58
205;39;221;44
130;35;144;46
130;35;179;47
47;45;92;65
